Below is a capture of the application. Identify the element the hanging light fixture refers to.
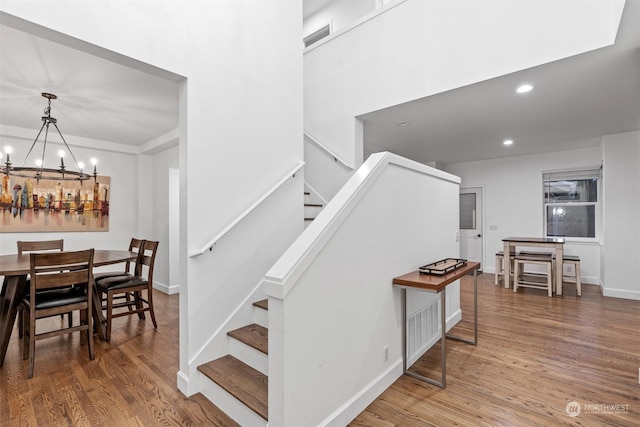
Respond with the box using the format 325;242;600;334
1;92;98;183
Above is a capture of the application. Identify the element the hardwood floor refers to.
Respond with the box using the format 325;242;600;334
0;290;238;427
2;274;638;426
350;273;640;427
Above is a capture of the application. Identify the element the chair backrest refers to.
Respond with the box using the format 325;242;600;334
134;240;159;283
124;238;145;274
29;249;95;293
18;239;64;255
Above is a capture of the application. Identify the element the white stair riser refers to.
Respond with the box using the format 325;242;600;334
254;306;268;328
229;338;268;375
304;205;322;217
199;374;267;427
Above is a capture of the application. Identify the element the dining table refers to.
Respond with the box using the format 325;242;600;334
0;249;137;367
502;237;565;295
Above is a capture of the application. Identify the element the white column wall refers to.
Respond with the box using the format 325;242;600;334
1;0;303;394
444;146;604;284
304;0;624;171
602;131;640;299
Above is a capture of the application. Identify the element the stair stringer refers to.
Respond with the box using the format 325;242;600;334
191;283;269;426
186;280;267;392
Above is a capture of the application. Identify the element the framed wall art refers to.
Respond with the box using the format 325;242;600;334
0;175;110;233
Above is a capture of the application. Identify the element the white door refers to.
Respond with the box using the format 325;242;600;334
459;187;483;270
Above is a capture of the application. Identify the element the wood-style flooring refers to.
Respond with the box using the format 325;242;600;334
350;273;640;427
0;290;238;427
1;274;638;426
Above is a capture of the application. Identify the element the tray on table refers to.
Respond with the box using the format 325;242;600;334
419;258;467;275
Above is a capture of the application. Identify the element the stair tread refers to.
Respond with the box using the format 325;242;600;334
304;203;323;207
228;323;268;354
198;355;268;420
191;393;241;427
253;299;268;310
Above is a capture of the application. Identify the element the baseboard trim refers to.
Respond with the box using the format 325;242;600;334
177;370;192;397
153;281;180;295
602;287;640;300
319;359;403;427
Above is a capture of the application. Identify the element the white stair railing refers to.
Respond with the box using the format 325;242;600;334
304;131;354;170
189;161;305;257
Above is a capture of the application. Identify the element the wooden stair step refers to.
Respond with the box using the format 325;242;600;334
228;323;268;354
198;355;268;421
253;299;268;310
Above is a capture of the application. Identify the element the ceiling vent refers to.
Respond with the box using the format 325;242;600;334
304;23;331;48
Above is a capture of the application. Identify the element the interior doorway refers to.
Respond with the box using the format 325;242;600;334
459;187;483;270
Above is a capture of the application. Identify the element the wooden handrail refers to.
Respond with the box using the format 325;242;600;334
304;131;354;170
189;161;305;257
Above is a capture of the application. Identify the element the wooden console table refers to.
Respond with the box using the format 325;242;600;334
392;261;480;388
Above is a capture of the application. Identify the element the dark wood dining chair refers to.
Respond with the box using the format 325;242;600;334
16;239;68;338
17;239;65;254
95;240;159;341
93;237;144;281
21;249;95;378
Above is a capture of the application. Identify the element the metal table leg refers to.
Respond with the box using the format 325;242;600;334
403;288;447;388
402;269;479;388
446;269;478;345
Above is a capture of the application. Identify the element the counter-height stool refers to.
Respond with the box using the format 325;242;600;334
556;254;582;296
513;253;554;297
494;248;517;286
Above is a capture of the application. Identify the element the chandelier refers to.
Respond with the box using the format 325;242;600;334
1;92;98;183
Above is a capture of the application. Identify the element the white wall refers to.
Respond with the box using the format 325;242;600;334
149;146;180;294
264;153;461;426
304;0;624;177
444;146;604;284
1;0;303;397
304;133;354;202
602;131;640;299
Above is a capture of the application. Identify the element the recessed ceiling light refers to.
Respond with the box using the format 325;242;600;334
516;84;533;94
397;121;410;126
503;139;514;146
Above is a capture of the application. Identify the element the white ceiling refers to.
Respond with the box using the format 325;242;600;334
0;18;180;147
361;0;640;165
303;0;333;19
1;2;638;165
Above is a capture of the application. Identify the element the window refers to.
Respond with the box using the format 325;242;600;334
543;167;601;239
459;193;476;229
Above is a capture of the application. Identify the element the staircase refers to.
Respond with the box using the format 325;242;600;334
304;191;323;228
197;299;270;425
196;191;323;424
